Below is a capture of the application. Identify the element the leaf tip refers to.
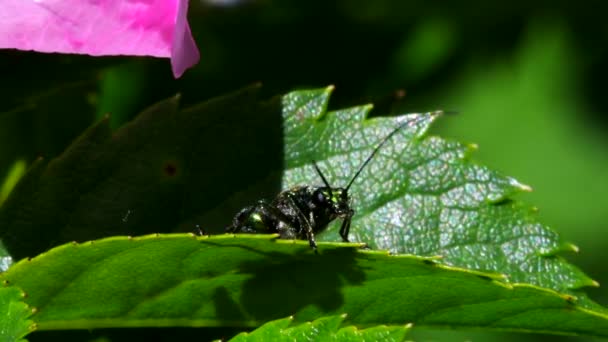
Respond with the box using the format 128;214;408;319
422;258;439;266
497;273;509;281
509;177;533;192
477;272;509;283
563;294;577;303
563;242;580;253
521;184;533;192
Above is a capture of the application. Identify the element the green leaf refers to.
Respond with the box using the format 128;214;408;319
0;240;14;272
429;20;608;262
0;86;603;337
281;87;599;306
0;160;26;271
0;286;35;342
2;235;608;337
228;314;409;342
0;86;284;259
0;159;27;206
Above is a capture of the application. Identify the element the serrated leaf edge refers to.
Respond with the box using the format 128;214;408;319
5;233;604;325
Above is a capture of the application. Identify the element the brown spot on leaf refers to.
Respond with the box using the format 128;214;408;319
164;162;178;176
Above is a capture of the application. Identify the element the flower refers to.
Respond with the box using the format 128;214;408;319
0;0;199;78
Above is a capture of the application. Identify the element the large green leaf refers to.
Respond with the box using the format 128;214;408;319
281;87;598;307
0;86;284;260
227;315;409;342
0;86;603;338
0;286;35;342
2;235;608;337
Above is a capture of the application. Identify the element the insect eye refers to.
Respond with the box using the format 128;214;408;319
341;191;349;201
314;190;326;204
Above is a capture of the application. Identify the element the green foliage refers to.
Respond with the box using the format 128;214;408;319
0;86;283;260
0;159;26;206
2;234;607;337
0;286;35;342
0;87;605;340
227;315;409;342
282;88;597;306
428;20;608;252
1;3;607;342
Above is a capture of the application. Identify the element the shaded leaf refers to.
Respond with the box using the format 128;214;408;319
0;86;283;260
0;86;603;337
0;159;26;206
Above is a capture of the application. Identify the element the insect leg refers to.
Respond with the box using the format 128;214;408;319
195;224;207;236
306;211;318;251
226;204;257;233
286;195;318;251
339;209;354;242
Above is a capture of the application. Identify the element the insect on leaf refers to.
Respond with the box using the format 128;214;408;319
3;235;608;337
282;87;599;308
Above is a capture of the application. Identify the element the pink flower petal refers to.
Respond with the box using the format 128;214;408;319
0;0;199;78
171;0;199;77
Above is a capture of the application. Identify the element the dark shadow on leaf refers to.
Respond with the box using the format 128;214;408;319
491;198;514;206
225;245;365;322
213;286;248;323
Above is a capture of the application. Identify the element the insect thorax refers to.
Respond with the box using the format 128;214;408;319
276;186;345;232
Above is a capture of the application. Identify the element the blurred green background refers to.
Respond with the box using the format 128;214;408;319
1;1;606;341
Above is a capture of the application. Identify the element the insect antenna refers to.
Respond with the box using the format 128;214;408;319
312;160;333;197
345;114;436;191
